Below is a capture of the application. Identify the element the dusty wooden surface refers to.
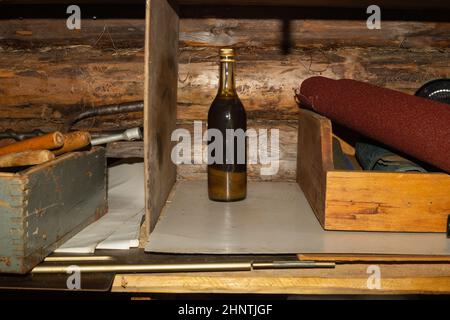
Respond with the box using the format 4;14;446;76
111;263;450;294
144;0;178;231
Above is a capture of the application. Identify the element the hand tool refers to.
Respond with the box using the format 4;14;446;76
31;260;335;274
53;131;91;156
90;127;142;146
0;132;64;157
0;150;55;168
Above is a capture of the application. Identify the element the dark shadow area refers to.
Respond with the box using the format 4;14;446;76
1;4;449;21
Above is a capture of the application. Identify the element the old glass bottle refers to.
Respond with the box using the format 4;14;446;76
207;48;247;201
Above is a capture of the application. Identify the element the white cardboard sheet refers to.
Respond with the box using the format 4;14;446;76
145;180;450;255
55;162;145;253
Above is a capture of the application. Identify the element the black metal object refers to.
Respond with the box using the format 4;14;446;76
68;101;144;128
0;101;144;140
415;79;450;105
0;129;46;141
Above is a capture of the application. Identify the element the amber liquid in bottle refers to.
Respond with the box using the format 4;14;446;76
207;48;247;201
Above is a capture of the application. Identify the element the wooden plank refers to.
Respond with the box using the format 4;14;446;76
111;263;450;294
325;171;450;232
298;253;450;263
1;18;448;131
296;109;332;226
106;141;144;158
144;0;179;232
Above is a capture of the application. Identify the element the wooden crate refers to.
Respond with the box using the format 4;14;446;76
0;148;107;274
297;109;450;232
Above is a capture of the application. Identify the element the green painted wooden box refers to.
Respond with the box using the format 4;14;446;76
0;148;107;274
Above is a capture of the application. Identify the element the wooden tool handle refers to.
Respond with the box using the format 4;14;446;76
0;150;55;168
53;131;91;156
0;132;64;157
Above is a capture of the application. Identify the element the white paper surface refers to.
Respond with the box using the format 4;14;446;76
55;162;145;253
146;180;450;255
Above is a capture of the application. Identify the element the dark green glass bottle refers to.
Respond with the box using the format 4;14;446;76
207;48;247;201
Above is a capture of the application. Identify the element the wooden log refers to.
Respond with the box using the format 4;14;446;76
106;141;144;158
0;150;55;167
180;18;450;49
0;45;447;132
177;46;450;121
2;17;448;51
176;120;297;181
103;119;298;180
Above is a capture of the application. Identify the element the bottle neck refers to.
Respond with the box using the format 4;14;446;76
217;60;237;97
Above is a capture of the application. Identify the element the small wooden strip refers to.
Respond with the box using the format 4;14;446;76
298;253;450;263
111;264;450;294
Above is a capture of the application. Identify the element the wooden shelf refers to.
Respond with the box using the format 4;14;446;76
112;262;450;295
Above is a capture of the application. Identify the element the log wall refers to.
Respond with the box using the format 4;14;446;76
0;5;449;180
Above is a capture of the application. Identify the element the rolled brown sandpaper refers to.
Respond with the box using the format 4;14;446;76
297;76;450;173
53;131;91;156
0;132;64;157
0;150;55;168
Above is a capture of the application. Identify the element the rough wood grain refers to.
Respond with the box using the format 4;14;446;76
144;0;179;232
325;171;450;232
177;120;297;181
1;18;449;131
3;17;448;51
177;46;450;121
296;109;332;226
180;18;450;49
0;45;144;132
111;263;450;294
106;141;144;158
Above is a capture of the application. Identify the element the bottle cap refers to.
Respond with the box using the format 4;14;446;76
219;48;235;62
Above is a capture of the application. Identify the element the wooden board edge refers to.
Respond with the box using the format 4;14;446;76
111;272;450;295
144;0;179;233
